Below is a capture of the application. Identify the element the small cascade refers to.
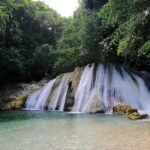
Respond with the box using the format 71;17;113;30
72;64;94;112
25;79;56;110
25;73;71;111
25;63;150;114
25;91;40;110
48;73;71;111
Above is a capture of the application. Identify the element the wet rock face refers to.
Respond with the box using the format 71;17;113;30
64;94;74;111
64;67;83;111
70;67;83;96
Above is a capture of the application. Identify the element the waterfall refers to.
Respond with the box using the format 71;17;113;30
25;63;150;114
72;64;94;112
25;91;40;110
25;79;56;110
25;73;71;111
48;73;71;111
72;64;150;113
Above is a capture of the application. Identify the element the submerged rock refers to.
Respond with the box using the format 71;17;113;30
128;112;149;120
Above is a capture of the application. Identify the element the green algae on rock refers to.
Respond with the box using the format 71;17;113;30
128;112;149;120
113;104;149;120
113;105;132;115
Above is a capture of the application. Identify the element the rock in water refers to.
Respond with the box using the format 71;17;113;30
128;112;149;120
113;105;132;115
113;104;149;120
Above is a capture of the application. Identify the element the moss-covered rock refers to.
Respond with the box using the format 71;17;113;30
113;104;149;120
126;108;138;115
113;104;132;115
128;112;149;120
1;95;27;109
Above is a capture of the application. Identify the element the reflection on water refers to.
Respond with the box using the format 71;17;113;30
0;111;150;150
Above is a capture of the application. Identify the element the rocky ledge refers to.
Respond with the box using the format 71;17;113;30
0;79;47;109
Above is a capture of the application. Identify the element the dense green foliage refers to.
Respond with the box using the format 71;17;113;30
56;0;150;71
0;0;64;83
0;0;149;84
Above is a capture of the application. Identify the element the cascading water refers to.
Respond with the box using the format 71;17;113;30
72;64;94;112
48;73;71;111
73;64;150;113
25;63;150;114
26;73;71;111
25;79;56;110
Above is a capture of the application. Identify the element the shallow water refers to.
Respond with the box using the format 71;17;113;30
0;111;150;150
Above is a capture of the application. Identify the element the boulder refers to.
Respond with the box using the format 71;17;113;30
113;104;149;120
113;104;132;115
128;112;149;120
